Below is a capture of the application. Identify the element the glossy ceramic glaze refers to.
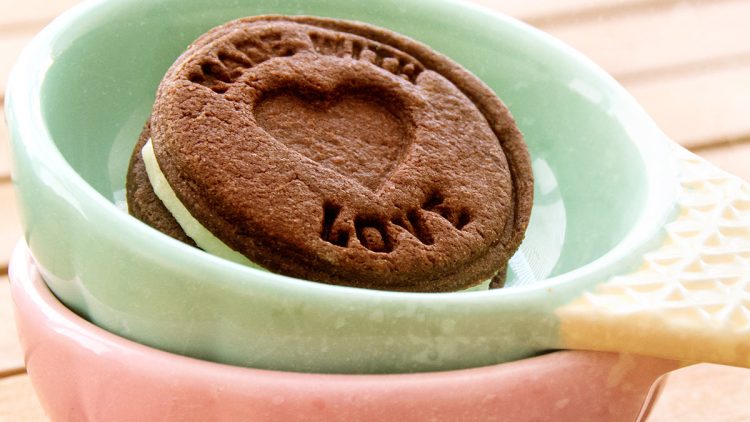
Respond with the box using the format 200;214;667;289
9;244;678;422
5;0;677;373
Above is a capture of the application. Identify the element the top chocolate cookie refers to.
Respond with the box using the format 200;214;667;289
127;16;533;292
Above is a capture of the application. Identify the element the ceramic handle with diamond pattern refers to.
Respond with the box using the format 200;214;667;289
556;147;750;367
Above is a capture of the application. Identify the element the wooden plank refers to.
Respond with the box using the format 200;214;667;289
0;277;24;377
1;1;747;83
0;0;81;31
694;142;750;182
544;0;750;79
0;108;10;181
646;364;750;421
625;62;750;148
0;0;667;30
0;183;22;273
0;32;34;99
468;1;750;150
468;0;674;24
0;374;46;422
0;2;745;152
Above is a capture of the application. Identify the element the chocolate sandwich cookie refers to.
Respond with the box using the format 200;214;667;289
127;16;533;292
127;121;195;246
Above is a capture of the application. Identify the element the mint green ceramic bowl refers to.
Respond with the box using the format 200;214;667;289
6;0;677;373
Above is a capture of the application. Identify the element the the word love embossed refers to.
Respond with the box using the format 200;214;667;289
321;190;472;253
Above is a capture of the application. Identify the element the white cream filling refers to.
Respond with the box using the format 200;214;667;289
141;139;496;291
141;139;261;269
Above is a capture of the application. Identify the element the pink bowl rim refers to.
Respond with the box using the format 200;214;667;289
9;240;682;422
9;240;581;382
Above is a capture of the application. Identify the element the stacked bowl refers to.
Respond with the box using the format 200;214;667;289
6;0;707;420
10;245;676;421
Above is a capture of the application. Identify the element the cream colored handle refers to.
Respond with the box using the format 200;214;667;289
557;146;750;367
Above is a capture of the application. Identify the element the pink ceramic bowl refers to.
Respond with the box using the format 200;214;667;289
9;243;678;422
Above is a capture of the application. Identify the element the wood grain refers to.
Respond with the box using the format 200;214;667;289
0;0;80;31
0;277;24;378
0;32;33;98
0;108;10;181
474;1;750;151
0;183;22;273
0;374;46;422
626;62;750;148
469;0;676;24
543;0;750;79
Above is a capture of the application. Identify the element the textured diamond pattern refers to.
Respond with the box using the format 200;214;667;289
558;148;750;366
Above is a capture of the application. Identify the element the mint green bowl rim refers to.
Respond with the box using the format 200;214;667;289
5;0;678;305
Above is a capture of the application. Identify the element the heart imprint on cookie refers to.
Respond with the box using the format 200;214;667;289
254;88;412;192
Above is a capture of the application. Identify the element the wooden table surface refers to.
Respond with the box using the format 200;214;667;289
1;0;750;420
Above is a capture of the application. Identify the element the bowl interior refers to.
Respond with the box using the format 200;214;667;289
39;0;657;287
